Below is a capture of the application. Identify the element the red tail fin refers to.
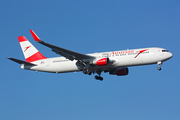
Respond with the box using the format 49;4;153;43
18;36;47;62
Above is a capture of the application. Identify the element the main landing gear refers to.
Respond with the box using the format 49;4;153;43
94;70;103;81
157;61;162;71
83;69;104;81
94;75;103;81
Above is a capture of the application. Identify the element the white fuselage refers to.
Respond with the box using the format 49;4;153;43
21;47;173;73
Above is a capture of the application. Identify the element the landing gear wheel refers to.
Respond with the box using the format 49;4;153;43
94;75;103;81
158;67;161;71
83;70;87;74
88;72;92;75
94;75;99;80
99;77;103;81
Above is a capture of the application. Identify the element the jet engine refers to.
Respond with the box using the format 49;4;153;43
89;58;110;66
109;67;129;76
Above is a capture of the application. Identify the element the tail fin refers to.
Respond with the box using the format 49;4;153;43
18;36;46;62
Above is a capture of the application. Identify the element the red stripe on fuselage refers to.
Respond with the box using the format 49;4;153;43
139;49;148;53
134;49;148;58
18;36;28;42
26;51;47;62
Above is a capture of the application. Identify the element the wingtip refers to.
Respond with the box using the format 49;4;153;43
30;30;41;42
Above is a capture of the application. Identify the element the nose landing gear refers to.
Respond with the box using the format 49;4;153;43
157;61;162;71
158;67;161;71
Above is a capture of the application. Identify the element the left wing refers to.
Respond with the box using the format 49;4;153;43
30;30;95;61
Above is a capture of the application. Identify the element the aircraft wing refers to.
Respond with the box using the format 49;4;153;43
30;30;95;61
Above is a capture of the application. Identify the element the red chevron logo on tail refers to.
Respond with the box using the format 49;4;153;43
24;46;31;52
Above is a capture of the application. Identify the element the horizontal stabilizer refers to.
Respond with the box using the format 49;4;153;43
8;57;37;66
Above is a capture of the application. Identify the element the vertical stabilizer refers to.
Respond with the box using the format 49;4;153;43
18;36;46;62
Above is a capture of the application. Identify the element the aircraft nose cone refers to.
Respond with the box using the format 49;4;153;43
169;52;173;58
171;53;173;57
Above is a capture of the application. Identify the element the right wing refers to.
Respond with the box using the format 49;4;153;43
30;30;95;61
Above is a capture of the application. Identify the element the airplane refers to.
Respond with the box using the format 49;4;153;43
8;30;173;81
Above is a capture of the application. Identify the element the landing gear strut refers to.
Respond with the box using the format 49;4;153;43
157;61;162;71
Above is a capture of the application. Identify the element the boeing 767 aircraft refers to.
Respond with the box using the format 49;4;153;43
8;30;173;80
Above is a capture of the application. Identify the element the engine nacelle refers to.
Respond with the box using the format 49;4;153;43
89;58;110;66
109;67;129;76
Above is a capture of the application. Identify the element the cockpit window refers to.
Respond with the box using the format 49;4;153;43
162;50;169;52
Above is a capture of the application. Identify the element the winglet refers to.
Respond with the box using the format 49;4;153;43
30;30;41;42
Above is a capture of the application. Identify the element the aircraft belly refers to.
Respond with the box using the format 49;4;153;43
28;61;78;73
